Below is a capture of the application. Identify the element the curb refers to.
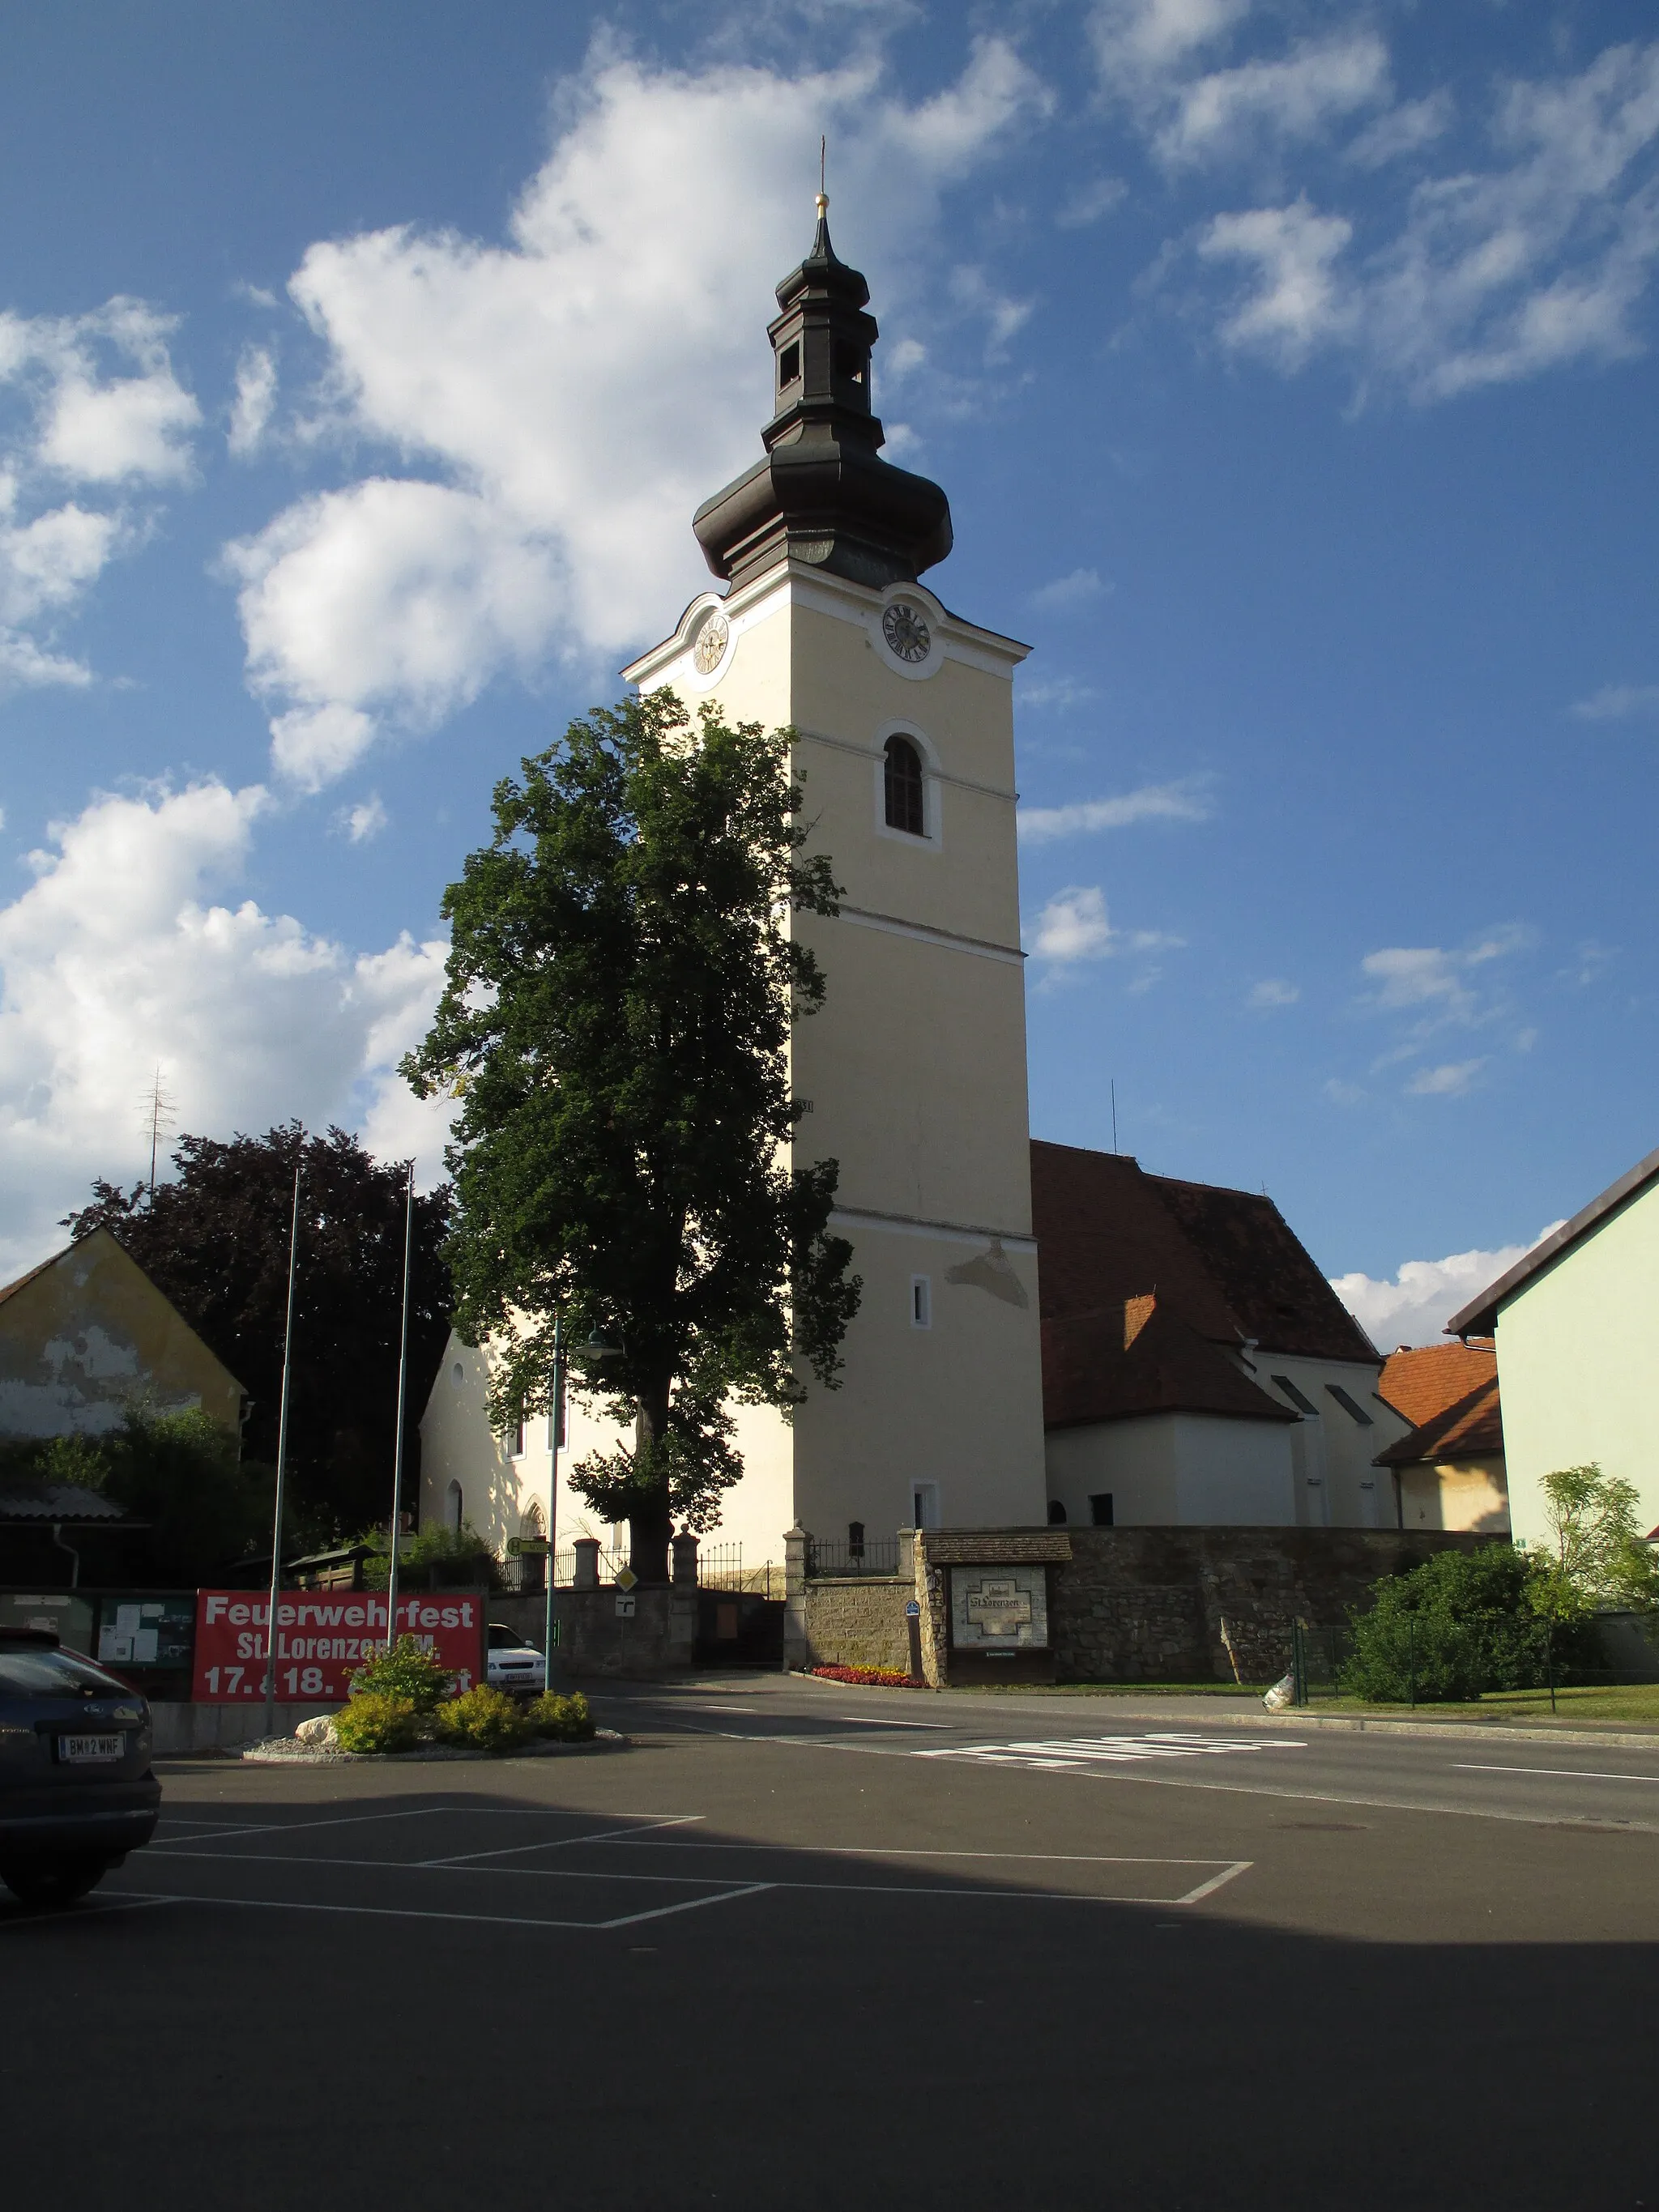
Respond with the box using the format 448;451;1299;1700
240;1729;628;1766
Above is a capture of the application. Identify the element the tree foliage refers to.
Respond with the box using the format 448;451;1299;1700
0;1410;270;1585
1526;1463;1659;1617
1342;1540;1610;1703
65;1125;453;1545
403;690;861;1579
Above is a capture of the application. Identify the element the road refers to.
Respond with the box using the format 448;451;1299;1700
3;1671;1657;2211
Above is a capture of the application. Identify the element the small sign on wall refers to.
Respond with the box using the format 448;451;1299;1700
949;1565;1050;1652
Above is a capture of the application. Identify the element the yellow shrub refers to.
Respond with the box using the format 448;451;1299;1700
435;1685;534;1752
333;1694;423;1754
527;1690;596;1742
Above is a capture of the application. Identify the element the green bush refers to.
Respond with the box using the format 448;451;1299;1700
526;1690;596;1742
360;1519;500;1590
347;1634;454;1712
435;1685;534;1752
334;1694;424;1754
1341;1544;1599;1703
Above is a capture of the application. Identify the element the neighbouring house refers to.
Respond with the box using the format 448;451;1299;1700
1375;1340;1508;1534
0;1228;245;1442
1033;1143;1413;1529
1447;1144;1659;1550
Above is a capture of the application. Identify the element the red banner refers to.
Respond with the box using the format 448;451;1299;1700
192;1590;485;1704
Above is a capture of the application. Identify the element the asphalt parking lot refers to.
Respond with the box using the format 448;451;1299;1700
5;1674;1657;2211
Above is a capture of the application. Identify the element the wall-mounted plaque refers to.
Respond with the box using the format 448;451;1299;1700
949;1564;1049;1652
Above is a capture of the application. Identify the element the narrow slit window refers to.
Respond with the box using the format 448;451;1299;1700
911;1275;932;1328
1271;1374;1320;1417
885;735;926;836
1090;1493;1114;1527
1325;1383;1374;1426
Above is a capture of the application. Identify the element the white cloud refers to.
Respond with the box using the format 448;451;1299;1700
1323;1077;1364;1106
1571;680;1659;720
1158;32;1390;166
1018;775;1213;842
1331;1225;1563;1348
1091;0;1249;94
1199;198;1354;366
1346;91;1456;169
336;794;388;844
1028;565;1111;612
1247;977;1299;1008
1057;177;1128;228
228;344;277;458
1360;926;1529;1023
236;40;1049;786
948;263;1035;356
1025;884;1179;971
1195;42;1659;400
1405;1057;1486;1097
0;300;198;684
0;779;452;1276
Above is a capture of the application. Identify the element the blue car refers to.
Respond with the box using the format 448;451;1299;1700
0;1630;161;1909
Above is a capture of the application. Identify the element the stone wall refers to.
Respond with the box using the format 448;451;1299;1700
912;1524;1491;1686
782;1526;916;1672
483;1586;697;1679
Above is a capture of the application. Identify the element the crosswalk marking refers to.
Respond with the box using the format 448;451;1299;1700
914;1731;1307;1772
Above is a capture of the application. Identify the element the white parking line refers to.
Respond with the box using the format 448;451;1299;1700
1452;1763;1659;1784
101;1886;766;1933
420;1815;706;1866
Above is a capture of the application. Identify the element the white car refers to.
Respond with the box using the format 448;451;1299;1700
485;1623;546;1696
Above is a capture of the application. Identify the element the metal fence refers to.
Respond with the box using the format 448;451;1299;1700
696;1545;783;1597
805;1536;901;1578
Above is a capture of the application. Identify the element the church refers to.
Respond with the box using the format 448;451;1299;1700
418;196;1397;1574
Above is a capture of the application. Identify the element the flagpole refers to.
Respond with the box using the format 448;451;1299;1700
262;1159;303;1744
384;1164;416;1650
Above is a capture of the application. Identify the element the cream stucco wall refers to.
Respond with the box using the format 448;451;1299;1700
622;562;1048;1541
1492;1178;1659;1548
1397;1455;1510;1534
0;1229;243;1439
1045;1413;1297;1527
1227;1349;1410;1528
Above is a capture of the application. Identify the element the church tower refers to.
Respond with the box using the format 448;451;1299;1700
622;198;1047;1544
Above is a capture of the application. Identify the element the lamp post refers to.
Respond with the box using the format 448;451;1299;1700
261;1161;303;1745
384;1164;416;1652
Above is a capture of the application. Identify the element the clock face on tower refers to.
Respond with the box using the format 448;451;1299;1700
881;601;932;664
693;611;730;675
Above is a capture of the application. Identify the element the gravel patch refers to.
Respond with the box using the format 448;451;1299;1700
241;1728;628;1765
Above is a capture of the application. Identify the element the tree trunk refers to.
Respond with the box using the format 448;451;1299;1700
628;1383;674;1584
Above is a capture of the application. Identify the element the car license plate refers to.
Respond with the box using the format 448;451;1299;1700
58;1733;123;1762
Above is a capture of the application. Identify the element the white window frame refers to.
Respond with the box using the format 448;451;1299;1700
873;721;943;852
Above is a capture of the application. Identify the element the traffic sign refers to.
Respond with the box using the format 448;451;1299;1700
614;1566;639;1592
615;1593;637;1618
905;1600;921;1617
507;1536;550;1558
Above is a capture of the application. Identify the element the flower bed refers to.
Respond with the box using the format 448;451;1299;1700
808;1664;923;1688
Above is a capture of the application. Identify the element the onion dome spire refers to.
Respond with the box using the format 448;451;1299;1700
693;195;953;591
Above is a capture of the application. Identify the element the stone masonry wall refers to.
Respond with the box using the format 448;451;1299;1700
1052;1526;1491;1683
907;1524;1492;1686
795;1577;911;1671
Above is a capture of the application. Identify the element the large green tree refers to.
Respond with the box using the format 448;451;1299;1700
66;1125;453;1545
403;690;860;1583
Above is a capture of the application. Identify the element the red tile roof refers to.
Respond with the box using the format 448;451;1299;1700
1043;1294;1298;1431
1030;1141;1376;1430
1031;1142;1379;1360
1375;1342;1503;1467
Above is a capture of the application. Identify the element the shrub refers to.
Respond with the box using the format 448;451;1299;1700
347;1634;454;1712
1341;1544;1599;1703
526;1690;596;1742
360;1519;500;1591
435;1685;534;1752
333;1694;424;1754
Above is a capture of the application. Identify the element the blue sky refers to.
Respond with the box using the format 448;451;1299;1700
0;2;1653;1342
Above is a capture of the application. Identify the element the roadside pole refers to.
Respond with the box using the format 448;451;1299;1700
543;1310;562;1686
261;1161;304;1745
384;1163;415;1652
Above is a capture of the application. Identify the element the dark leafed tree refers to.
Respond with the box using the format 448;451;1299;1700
403;689;861;1583
65;1126;453;1545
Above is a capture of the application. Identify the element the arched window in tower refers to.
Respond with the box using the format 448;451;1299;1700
884;734;926;837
